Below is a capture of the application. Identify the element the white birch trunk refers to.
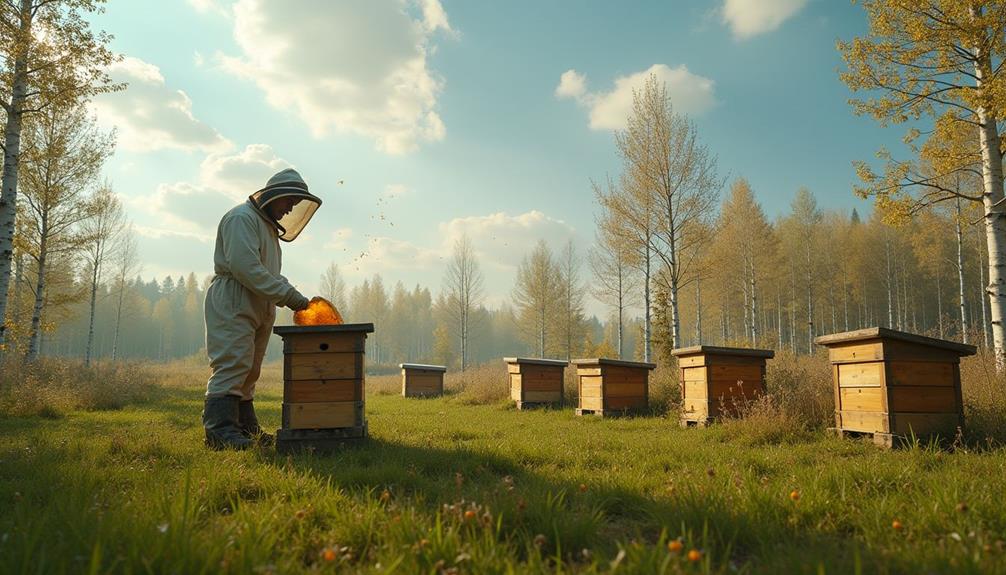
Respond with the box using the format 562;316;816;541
694;276;702;346
956;199;968;344
26;236;47;363
85;262;99;366
972;37;1006;368
0;4;30;355
980;237;989;348
750;261;758;347
643;243;651;362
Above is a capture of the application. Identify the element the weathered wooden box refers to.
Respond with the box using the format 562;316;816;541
272;323;374;452
400;363;446;397
671;345;774;426
504;357;568;410
814;327;976;447
572;358;656;417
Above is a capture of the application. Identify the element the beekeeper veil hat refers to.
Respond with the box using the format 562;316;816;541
249;168;322;242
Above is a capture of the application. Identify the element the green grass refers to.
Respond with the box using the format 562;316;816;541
1;372;1005;574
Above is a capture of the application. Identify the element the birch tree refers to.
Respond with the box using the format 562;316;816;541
589;214;639;359
512;240;561;357
557;240;586;361
839;0;1006;367
594;173;655;361
19;102;112;362
78;183;122;366
615;74;720;350
0;0;119;355
443;235;484;371
319;262;348;314
110;222;138;361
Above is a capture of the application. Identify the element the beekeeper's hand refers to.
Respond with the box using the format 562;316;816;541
288;292;310;311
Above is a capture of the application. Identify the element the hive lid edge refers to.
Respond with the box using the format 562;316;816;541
273;323;375;335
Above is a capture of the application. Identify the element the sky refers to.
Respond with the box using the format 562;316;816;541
89;0;899;314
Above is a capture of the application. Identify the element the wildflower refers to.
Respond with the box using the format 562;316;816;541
667;539;684;553
687;549;702;562
380;489;391;503
294;509;306;520
956;502;968;513
892;520;903;531
534;534;547;548
789;490;800;501
464;510;477;520
321;548;336;562
579;483;588;493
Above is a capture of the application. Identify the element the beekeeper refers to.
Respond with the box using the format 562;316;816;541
202;168;321;450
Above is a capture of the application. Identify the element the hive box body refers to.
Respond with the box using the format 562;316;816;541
671;346;774;426
504;357;568;409
815;327;976;445
273;323;374;452
400;363;446;397
573;358;656;417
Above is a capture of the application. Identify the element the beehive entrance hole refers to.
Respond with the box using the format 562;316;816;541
319;343;329;351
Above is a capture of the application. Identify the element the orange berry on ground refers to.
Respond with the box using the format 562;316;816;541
464;510;477;520
667;540;684;553
790;490;800;501
892;520;903;531
322;548;336;562
687;549;702;562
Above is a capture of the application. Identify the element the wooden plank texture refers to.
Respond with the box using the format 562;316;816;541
522;391;562;403
681;367;706;382
890;412;959;436
839;386;884;412
603;382;645;398
886;361;955;386
828;342;883;364
285;379;361;403
676;355;706;368
839;410;889;433
284;334;365;354
580;396;603;411
287;352;361;381
889;386;957;413
837;362;883;387
604;395;646;410
707;365;763;384
284;401;359;429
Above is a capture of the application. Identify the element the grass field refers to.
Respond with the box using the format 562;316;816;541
2;359;1006;574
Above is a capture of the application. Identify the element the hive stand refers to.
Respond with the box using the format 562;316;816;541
272;323;375;453
671;346;774;427
572;358;656;417
814;327;976;447
400;363;447;397
504;357;568;410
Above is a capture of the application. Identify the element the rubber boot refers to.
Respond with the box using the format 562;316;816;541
238;400;274;447
203;395;253;450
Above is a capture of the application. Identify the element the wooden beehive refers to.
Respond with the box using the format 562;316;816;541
272;323;374;452
572;358;655;417
814;327;976;447
504;357;568;410
671;345;774;427
400;363;446;397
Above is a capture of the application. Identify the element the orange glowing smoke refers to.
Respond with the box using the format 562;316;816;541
294;297;344;326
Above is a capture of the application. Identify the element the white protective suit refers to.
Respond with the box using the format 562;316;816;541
204;169;320;399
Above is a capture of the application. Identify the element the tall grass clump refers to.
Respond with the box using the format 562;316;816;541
762;349;832;428
0;358;158;417
959;348;1006;446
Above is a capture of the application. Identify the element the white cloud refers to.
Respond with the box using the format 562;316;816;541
324;228;354;251
92;56;231;153
132;144;292;240
218;0;452;155
556;64;715;130
721;0;808;40
382;183;410;198
198;144;291;198
187;0;227;16
555;69;587;100
440;210;577;270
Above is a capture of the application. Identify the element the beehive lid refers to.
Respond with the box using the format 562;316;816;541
571;358;657;369
814;327;976;356
503;357;569;367
273;323;375;336
399;363;447;372
670;345;775;359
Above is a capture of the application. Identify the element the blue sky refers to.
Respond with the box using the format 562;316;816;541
90;0;896;313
